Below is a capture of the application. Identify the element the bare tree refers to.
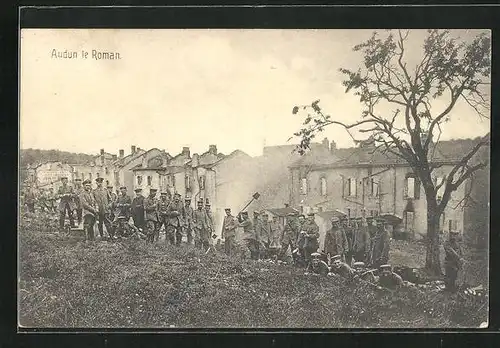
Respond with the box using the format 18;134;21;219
290;30;490;275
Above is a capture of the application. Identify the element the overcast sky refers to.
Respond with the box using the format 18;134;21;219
20;29;490;157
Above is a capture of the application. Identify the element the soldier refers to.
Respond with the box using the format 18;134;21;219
238;211;259;260
156;192;171;242
144;188;159;243
107;184;118;222
370;218;390;268
73;178;84;226
324;217;349;262
378;264;404;290
269;215;282;248
79;179;98;241
24;184;36;213
328;254;355;280
204;200;215;241
131;188;145;230
279;212;300;261
352;217;371;264
193;199;210;250
259;213;271;259
352;261;378;283
115;186;132;220
305;252;331;276
56;177;76;231
93;177;114;239
183;196;194;245
443;230;464;293
302;212;320;265
166;192;184;246
221;208;238;256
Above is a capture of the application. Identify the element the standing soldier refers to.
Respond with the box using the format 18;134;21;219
238;211;259;260
131;188;145;231
279;212;300;261
443;230;464;293
79;179;98;241
259;213;271;259
157;192;171;242
221;208;238;256
107;184;118;222
370;218;390;268
73;178;84;227
352;217;371;264
115;186;132;219
269;215;282;248
144;188;159;243
193;199;210;250
342;217;354;265
93;177;114;239
183;196;194;245
166;193;184;246
24;184;36;213
302;212;320;266
205;200;215;241
48;187;57;213
57;177;76;230
324;217;349;263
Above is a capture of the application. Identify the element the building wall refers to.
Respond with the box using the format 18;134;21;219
133;170;162;192
35;162;73;189
290;163;466;240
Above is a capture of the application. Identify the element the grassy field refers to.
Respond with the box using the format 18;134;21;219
18;212;488;328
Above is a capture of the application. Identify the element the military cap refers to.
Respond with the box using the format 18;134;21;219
353;262;366;268
197;199;204;204
205;198;210;204
60;176;68;180
241;211;248;215
174;192;181;197
308;212;315;216
150;188;158;192
120;186;127;190
311;252;321;258
95;177;104;183
160;192;168;195
287;212;296;216
253;211;260;215
379;264;392;271
331;255;341;262
74;178;82;182
331;216;340;222
107;184;113;188
339;215;347;221
450;230;460;235
134;188;142;192
225;208;231;211
298;214;305;218
117;215;127;220
82;179;91;185
185;196;191;201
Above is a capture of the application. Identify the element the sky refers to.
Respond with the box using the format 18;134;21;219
20;29;491;157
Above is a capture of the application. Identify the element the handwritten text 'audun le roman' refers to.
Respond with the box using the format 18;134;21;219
51;49;121;60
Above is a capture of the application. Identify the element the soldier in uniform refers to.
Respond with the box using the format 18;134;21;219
93;177;114;239
352;261;377;283
156;192;171;242
238;211;259;260
269;215;282;248
378;264;404;290
107;184;118;222
115;186;132;220
443;230;464;293
193;199;210;250
73;178;84;226
166;193;184;246
328;254;355;280
24;184;36;213
259;213;271;259
144;188;159;243
370;218;390;268
324;217;349;262
204;200;215;242
279;212;300;261
302;212;320;265
352;216;371;264
131;188;145;230
48;187;57;213
57;177;76;231
221;208;238;256
305;252;331;276
183;196;194;245
79;179;98;241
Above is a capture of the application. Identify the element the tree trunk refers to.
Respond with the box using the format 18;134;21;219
424;203;443;276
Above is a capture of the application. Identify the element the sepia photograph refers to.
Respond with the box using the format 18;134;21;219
19;28;490;329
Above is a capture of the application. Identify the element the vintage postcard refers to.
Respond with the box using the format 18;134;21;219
19;28;490;329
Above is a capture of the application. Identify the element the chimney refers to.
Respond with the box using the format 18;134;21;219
209;145;217;155
119;149;124;158
100;149;105;155
191;153;199;167
112;154;117;161
322;137;330;150
182;147;190;157
330;140;337;152
131;145;136;154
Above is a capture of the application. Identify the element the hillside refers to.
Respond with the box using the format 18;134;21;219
18;212;487;328
20;148;95;168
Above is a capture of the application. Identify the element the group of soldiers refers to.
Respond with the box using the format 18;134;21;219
22;177;466;293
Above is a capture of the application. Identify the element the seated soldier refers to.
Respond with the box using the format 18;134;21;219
113;216;129;237
328;254;355;280
304;252;330;276
353;261;378;283
378;264;404;290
